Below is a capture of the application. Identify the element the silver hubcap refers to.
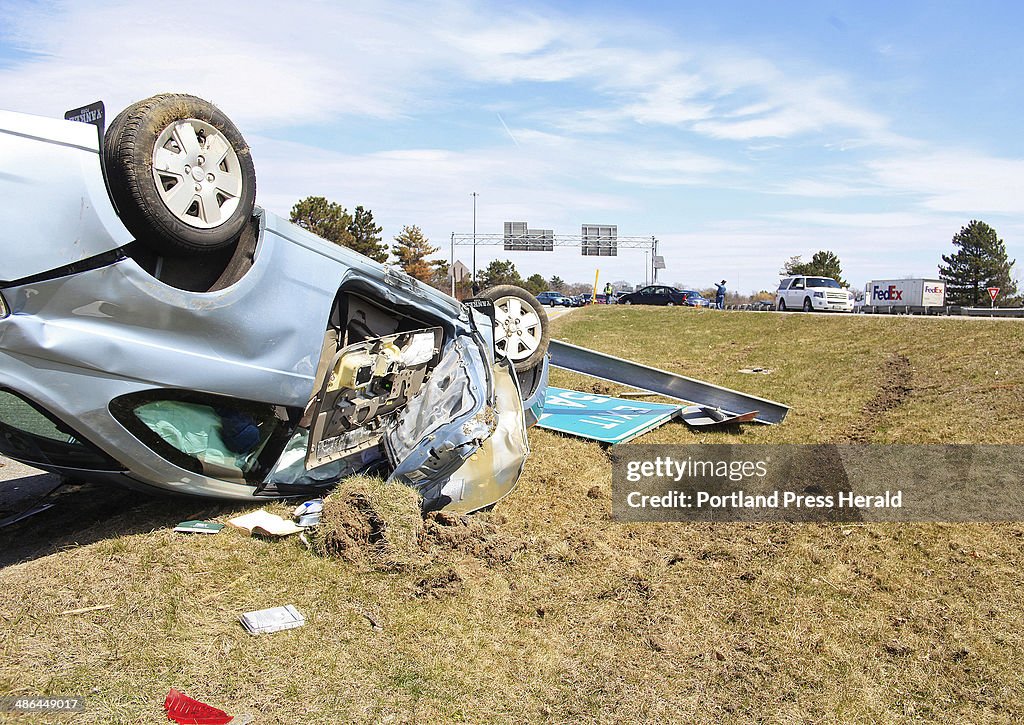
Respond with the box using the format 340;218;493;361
492;296;543;362
152;118;243;229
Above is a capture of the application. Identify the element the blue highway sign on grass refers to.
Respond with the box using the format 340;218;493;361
537;387;683;444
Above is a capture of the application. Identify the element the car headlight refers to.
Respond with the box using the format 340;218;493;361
0;291;7;319
813;291;824;298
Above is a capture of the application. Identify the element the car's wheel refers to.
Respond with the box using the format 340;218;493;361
623;299;632;305
104;93;257;256
802;297;813;312
778;298;786;311
667;301;675;307
480;285;550;373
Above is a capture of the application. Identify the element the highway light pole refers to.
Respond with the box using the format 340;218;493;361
471;192;479;284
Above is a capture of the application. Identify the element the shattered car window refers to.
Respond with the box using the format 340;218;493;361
128;398;282;484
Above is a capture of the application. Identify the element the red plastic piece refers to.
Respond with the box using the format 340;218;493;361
164;688;233;725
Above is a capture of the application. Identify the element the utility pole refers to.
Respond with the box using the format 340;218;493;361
652;236;658;284
471;192;479;283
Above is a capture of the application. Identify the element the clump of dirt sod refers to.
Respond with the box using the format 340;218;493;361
311;477;526;570
421;510;527;566
310;475;426;570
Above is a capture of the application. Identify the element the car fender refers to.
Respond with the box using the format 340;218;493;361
0;111;132;283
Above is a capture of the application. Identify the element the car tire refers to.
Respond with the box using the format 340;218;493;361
802;297;813;312
103;93;257;256
778;299;786;311
667;301;675;307
623;299;632;305
480;285;550;373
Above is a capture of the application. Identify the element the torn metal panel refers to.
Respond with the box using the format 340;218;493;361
680;405;759;428
549;339;789;425
432;361;530;513
384;336;493;503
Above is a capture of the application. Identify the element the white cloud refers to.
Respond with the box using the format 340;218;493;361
869;151;1024;214
249;134;636;249
0;0;898;150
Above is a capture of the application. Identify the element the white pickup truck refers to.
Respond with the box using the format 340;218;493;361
776;276;855;312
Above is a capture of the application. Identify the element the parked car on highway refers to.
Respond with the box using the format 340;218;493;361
678;290;711;307
616;285;689;306
0;93;551;513
776;276;854;313
535;291;571;307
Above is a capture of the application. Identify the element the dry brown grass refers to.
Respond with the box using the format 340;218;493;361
1;308;1023;722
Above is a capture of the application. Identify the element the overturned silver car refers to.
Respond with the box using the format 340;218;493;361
0;94;550;512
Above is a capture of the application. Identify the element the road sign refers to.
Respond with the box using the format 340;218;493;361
988;287;1000;302
536;387;683;443
504;221;553;251
581;224;618;257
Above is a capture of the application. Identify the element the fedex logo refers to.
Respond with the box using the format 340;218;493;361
872;285;903;301
924;285;943;294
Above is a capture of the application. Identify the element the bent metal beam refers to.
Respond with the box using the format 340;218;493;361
548;339;790;425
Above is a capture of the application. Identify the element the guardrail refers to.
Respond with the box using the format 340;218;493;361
713;304;1024;317
858;305;1024;318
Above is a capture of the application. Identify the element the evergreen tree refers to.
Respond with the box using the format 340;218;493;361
478;259;523;288
289;196;355;248
549;275;566;291
939;220;1017;306
523;274;547;294
347;205;388;263
391;225;439;282
428;259;451;293
781;250;847;286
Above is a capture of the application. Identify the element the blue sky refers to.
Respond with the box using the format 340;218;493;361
2;0;1022;293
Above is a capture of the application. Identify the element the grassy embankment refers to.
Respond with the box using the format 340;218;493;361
1;307;1022;723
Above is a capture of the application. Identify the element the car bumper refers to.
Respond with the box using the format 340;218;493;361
812;298;855;312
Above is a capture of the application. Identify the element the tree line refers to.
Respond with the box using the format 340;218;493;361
290;196;597;297
293;196;1019;307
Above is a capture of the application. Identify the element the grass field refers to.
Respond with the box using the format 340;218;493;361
1;307;1023;723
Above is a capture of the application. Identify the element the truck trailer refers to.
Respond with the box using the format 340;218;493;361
864;279;945;309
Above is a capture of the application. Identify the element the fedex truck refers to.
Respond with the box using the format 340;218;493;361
864;279;945;308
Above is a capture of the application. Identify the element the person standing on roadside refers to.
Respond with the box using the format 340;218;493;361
715;280;727;309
